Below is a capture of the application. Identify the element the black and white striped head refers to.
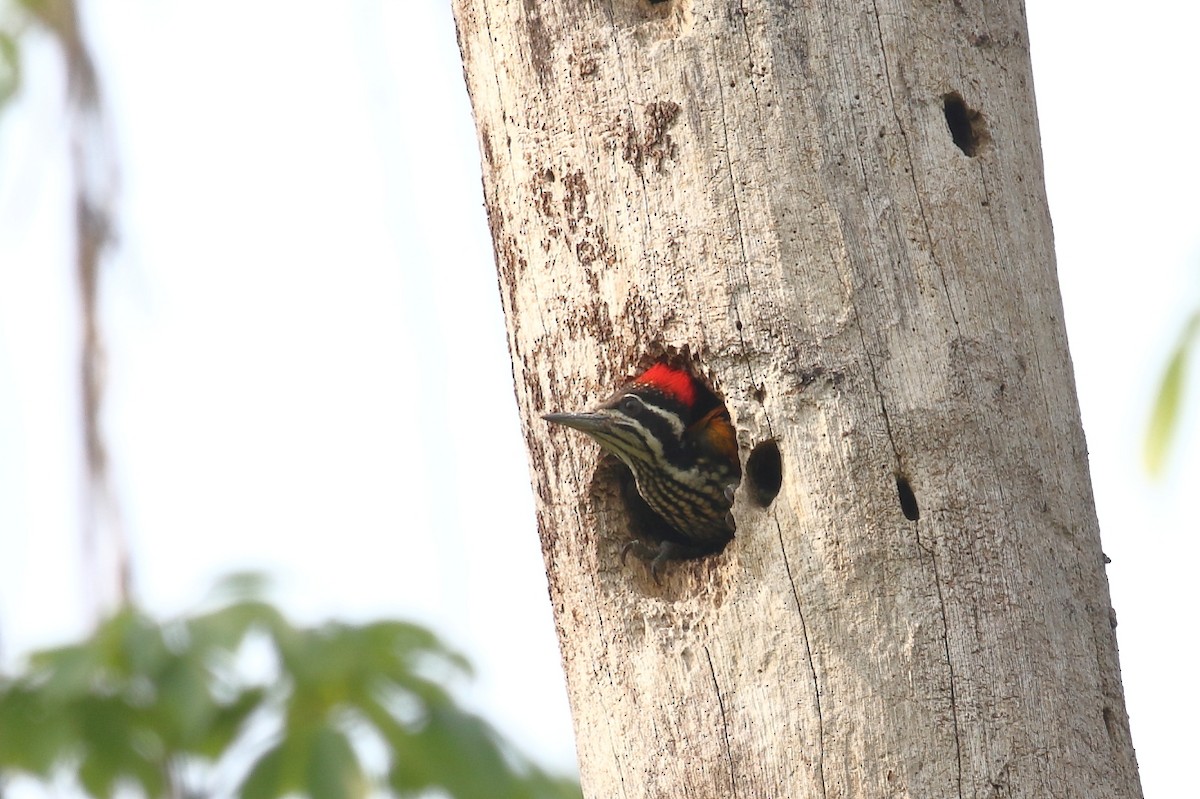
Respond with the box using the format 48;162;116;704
545;364;742;571
543;364;706;474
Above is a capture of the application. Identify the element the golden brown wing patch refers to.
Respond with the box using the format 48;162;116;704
689;407;739;465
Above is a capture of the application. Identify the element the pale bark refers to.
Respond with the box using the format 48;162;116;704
452;1;1141;797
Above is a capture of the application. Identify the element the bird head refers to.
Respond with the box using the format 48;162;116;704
543;363;730;472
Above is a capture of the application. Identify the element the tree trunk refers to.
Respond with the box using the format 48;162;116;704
452;1;1142;797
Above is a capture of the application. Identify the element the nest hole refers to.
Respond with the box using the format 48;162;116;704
612;0;679;26
943;92;990;157
583;358;739;571
745;440;782;507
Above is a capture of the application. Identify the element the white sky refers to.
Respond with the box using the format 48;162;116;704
0;0;1197;794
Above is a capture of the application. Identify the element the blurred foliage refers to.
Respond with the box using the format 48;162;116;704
2;0;94;111
0;4;26;114
0;24;18;108
1;8;576;795
0;574;581;799
1146;308;1200;477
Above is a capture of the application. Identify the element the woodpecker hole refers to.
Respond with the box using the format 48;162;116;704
1102;706;1121;745
611;0;687;29
583;358;739;581
896;474;920;521
746;440;782;507
943;93;990;157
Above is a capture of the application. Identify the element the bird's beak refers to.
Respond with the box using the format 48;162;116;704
543;411;613;436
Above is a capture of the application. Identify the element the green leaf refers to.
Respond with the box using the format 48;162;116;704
78;747;120;798
193;687;266;759
117;612;172;679
75;694;166;798
384;702;582;799
154;653;219;748
283;623;358;701
189;600;286;653
0;29;20;109
1146;310;1200;476
365;620;473;683
306;725;365;799
523;772;585;799
77;694;132;759
27;642;98;700
205;571;274;605
0;683;70;773
384;703;514;798
239;740;298;799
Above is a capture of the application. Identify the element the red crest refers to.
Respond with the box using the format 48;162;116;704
633;364;697;408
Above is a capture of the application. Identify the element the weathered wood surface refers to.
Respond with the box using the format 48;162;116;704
453;1;1142;796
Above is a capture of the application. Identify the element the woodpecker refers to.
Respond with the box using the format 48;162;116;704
544;364;741;581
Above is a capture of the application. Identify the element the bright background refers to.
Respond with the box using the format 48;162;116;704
1;0;1196;794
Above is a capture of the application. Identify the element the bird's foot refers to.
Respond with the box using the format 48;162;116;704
620;539;718;584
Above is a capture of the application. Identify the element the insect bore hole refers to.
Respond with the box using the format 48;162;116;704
896;474;920;521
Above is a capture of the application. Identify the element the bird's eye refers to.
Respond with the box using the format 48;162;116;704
619;395;644;416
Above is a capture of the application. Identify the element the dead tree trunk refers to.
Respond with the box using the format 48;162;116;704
452;1;1142;797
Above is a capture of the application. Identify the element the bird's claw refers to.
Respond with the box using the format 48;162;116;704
621;539;671;584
